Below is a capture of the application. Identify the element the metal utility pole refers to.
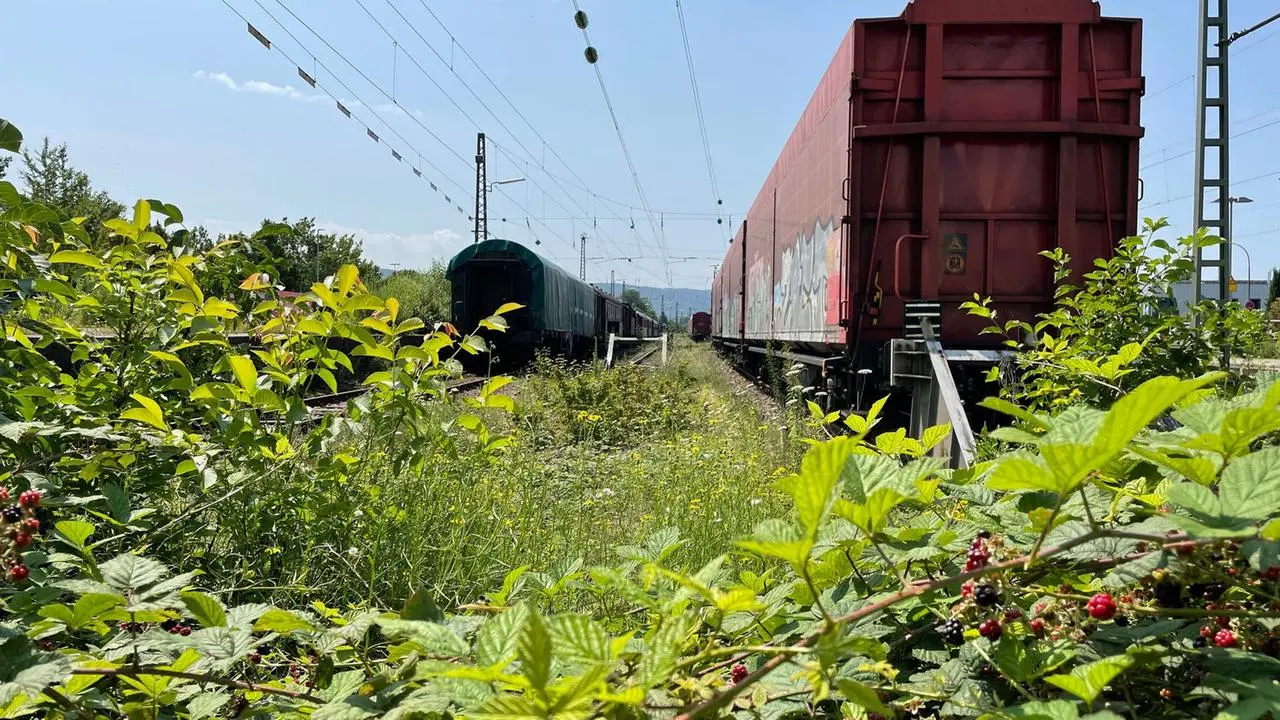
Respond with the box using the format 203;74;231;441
579;233;587;280
1193;4;1280;306
1192;0;1231;307
610;269;615;295
474;132;487;244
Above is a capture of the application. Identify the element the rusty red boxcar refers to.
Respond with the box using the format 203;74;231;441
713;0;1143;411
688;311;712;341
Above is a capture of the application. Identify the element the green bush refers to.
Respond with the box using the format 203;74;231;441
6;119;1280;719
965;219;1271;412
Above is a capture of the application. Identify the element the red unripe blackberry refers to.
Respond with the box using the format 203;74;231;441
0;487;8;501
1200;625;1214;638
730;663;749;684
22;518;39;532
13;532;32;548
1264;567;1280;581
1087;593;1117;621
7;564;29;582
978;619;1002;640
1214;629;1237;648
1030;618;1046;634
17;490;40;507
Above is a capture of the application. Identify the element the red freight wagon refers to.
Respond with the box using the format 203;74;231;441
688;311;712;341
712;0;1143;410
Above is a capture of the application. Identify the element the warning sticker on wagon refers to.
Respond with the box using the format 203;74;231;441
943;233;968;275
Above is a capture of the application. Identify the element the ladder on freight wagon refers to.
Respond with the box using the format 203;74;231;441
886;301;1013;469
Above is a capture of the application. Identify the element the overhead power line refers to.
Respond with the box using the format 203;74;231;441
571;0;671;283
218;0;473;218
673;0;723;225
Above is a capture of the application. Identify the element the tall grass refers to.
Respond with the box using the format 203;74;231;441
357;342;801;607
199;341;805;610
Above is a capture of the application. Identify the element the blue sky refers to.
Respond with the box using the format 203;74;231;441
2;0;1279;290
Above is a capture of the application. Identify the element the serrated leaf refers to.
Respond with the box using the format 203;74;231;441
54;520;95;550
1044;655;1134;704
189;627;256;669
1218;447;1280;521
187;691;231;720
476;603;528;667
549;614;611;666
99;554;169;593
181;591;228;628
636;614;694;688
0;655;72;708
378;619;469;657
517;609;552;693
71;594;125;629
252;608;314;635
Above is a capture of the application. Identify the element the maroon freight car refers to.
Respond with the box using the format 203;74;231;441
688;311;712;341
713;0;1143;409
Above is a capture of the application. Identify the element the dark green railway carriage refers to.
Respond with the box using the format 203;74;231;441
447;239;599;362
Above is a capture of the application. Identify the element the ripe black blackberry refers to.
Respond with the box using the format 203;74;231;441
974;583;999;607
1154;580;1183;608
938;619;964;645
1;505;21;523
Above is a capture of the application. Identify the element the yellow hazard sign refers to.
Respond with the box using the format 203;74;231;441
1229;276;1238;293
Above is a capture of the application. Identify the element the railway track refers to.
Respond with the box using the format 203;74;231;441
301;376;490;415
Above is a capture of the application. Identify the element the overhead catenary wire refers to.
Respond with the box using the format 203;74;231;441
219;0;474;218
341;0;645;260
571;0;672;284
673;0;723;225
265;0;603;259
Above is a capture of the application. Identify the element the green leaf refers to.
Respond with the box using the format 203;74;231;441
226;355;257;394
636;614;694;688
791;437;851;539
1262;518;1280;542
401;588;444;622
493;302;524;315
186;691;230;720
0;655;72;708
1218;447;1280;521
70;593;126;629
54;520;95;551
836;678;891;714
378;619;469;657
987;453;1062;493
253;608;315;635
979;397;1050;430
121;393;168;431
517;609;552;693
48;250;104;268
476;603;528;667
1094;373;1224;455
0;118;22;153
1044;655;1135;704
549;614;612;666
131;199;151;231
99;554;169;593
181;591;228;628
189;627;256;670
979;700;1081;720
335;264;360;296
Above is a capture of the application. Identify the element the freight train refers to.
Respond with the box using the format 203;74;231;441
447;238;658;366
712;0;1143;423
687;311;711;341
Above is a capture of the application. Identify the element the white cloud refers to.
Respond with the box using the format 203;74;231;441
316;221;467;269
194;70;324;103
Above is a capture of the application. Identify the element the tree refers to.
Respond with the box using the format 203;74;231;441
0;154;10;180
20;137;125;240
248;217;380;291
372;263;451;322
619;288;655;317
1269;268;1280;304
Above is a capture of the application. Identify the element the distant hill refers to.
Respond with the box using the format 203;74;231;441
623;286;711;316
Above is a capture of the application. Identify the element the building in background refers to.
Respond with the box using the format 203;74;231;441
1169;280;1270;313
